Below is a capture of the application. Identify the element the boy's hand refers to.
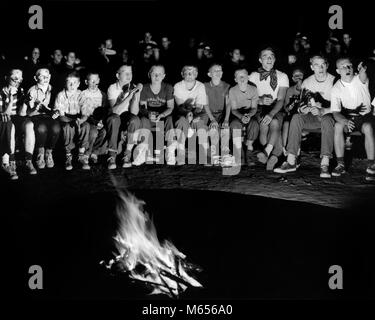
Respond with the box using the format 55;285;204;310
52;110;60;119
222;120;229;129
241;114;250;124
209;120;219;130
97;120;104;130
261;114;273;125
310;106;320;116
1;112;10;122
346;119;356;132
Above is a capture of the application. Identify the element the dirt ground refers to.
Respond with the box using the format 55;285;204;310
4;149;374;211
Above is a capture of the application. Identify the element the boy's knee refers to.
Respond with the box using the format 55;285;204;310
37;124;48;134
362;122;373;136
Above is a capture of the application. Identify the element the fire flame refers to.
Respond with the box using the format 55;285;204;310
100;190;202;298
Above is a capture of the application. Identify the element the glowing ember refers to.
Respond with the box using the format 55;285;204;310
100;190;203;298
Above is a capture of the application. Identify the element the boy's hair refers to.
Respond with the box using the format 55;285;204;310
234;68;248;78
148;64;165;75
66;71;80;81
208;62;222;72
292;67;304;75
309;55;328;65
86;71;100;80
336;56;351;68
35;68;50;77
259;47;276;58
181;65;198;74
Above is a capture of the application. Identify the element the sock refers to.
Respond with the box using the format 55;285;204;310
287;153;296;165
337;157;344;165
25;152;33;161
2;153;9;165
38;147;45;155
264;144;273;156
78;147;85;155
46;149;52;154
246;140;254;151
9;154;15;162
368;159;375;167
321;156;329;167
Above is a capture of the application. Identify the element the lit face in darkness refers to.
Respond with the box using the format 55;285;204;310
86;74;100;91
117;66;133;85
66;76;80;92
336;59;354;81
32;48;40;61
311;57;328;78
150;66;165;84
259;50;275;71
36;69;51;86
9;69;23;89
182;66;198;82
53;50;63;64
234;69;248;86
208;65;223;82
67;52;77;65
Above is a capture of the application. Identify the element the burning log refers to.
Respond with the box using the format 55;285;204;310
100;190;203;298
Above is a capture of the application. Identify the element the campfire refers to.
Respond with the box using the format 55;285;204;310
100;190;203;298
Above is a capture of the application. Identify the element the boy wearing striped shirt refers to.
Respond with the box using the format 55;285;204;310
54;72;90;170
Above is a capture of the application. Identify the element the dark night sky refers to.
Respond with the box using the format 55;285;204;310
1;1;372;64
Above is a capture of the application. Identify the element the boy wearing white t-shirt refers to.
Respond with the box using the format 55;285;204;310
275;56;336;178
249;48;289;171
331;58;375;180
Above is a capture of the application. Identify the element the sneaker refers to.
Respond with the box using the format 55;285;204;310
274;161;297;173
26;160;37;175
366;163;375;175
365;173;375;181
132;144;148;166
79;154;91;170
65;154;73;171
221;154;237;167
332;163;346;177
246;150;256;166
320;165;331;178
2;161;18;180
266;155;279;171
107;156;116;170
45;150;54;168
256;150;269;164
90;153;98;164
36;153;46;169
9;161;18;180
122;150;132;168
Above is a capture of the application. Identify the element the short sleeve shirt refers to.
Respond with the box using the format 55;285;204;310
204;81;230;115
228;84;258;110
330;75;371;115
248;70;289;103
140;83;173;111
79;88;105;117
27;84;52;116
173;80;207;106
54;89;82;116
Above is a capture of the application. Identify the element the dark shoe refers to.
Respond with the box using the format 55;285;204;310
26;160;37;175
332;163;346;177
107;156;116;170
366;163;375;175
79;154;91;170
256;150;269;164
274;161;297;173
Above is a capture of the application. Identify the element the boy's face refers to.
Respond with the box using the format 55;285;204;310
67;52;76;65
336;59;354;80
105;39;113;49
311;57;328;77
343;34;351;46
259;50;275;71
9;70;23;88
32;48;40;60
161;37;170;49
292;70;304;84
150;67;165;84
234;70;248;85
86;74;100;90
232;49;241;62
36;69;51;85
53;50;63;64
182;67;198;82
117;66;132;84
66;76;80;91
208;65;223;82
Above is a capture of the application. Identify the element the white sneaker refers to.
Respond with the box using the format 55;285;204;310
221;154;237;167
